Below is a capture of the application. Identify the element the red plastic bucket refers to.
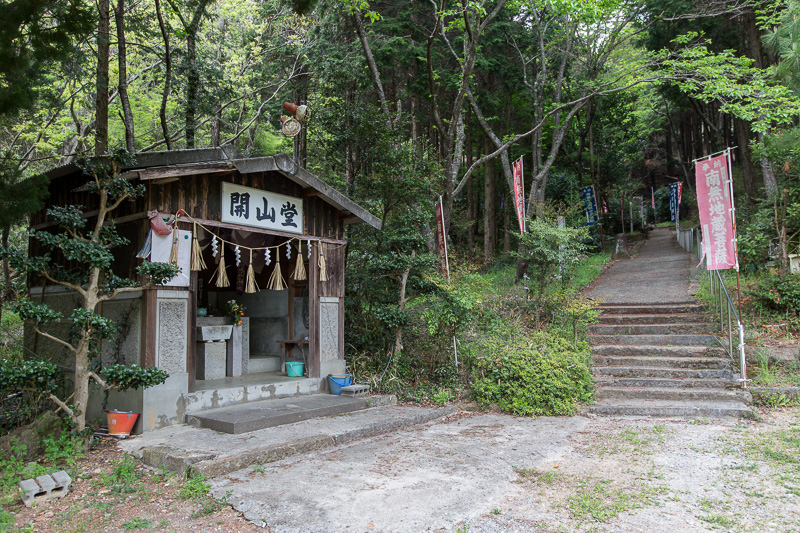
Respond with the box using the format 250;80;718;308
106;410;139;436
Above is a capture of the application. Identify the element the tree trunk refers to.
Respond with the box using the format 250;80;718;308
169;0;211;149
211;104;221;147
734;118;759;199
155;0;172;150
466;108;475;248
484;136;495;264
0;227;9;326
185;30;198;149
504;194;511;252
95;0;110;156
393;252;414;355
115;0;135;152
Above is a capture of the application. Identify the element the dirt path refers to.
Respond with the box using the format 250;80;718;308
207;406;800;532
468;408;800;532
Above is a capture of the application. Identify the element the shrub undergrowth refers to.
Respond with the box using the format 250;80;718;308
470;332;594;416
349;245;609;415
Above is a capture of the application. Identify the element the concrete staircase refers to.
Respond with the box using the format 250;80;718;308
589;302;753;418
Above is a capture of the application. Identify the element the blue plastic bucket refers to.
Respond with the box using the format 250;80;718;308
328;375;352;395
286;361;305;377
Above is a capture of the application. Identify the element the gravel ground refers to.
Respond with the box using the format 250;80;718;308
211;407;800;533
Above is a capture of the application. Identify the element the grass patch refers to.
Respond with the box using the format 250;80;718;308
515;467;561;485
699;513;738;527
567;476;667;523
179;474;211;500
121;517;153;530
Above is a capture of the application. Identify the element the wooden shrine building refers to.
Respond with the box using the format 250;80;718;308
26;148;381;432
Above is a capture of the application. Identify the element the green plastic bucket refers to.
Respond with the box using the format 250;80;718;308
286;361;304;377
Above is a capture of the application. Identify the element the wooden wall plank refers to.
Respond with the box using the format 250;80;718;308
308;242;320;378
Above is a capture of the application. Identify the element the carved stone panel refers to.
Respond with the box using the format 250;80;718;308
156;299;188;374
320;297;339;362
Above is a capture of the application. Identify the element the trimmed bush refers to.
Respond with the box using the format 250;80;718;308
470;333;594;416
750;273;800;315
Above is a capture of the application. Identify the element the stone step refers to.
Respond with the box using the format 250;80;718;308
588;399;754;418
592;365;736;379
247;355;282;373
594;386;752;403
598;313;709;325
589;323;712;335
598;304;705;315
592;364;736;381
591;344;725;357
589;334;716;346
136;404;455;478
186;394;396;434
592;355;731;369
593;376;737;389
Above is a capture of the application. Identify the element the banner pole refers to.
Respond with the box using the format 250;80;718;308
520;157;526;232
438;195;457;368
725;148;743;319
439;195;450;284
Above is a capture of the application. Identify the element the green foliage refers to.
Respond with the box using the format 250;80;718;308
0;441;31;499
100;365;169;393
418;278;478;350
753;390;800;408
0;417;80;502
104;453;140;489
432;387;455;405
180;474;211;500
470;333;594;416
121;518;153;531
662;33;800;132
0;0;93;116
750;273;800;315
516;212;589;324
0;358;61;393
43;431;84;467
4;151;179;431
737;204;775;267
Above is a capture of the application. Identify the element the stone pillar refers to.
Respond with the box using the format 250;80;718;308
319;297;345;376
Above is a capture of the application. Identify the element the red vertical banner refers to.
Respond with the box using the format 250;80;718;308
512;158;525;233
651;187;655;209
435;199;449;280
696;154;736;270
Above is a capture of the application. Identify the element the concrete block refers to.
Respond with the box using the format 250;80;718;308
196;342;226;380
35;475;56;494
226;324;243;377
50;471;72;497
196;325;233;342
19;478;40;508
19;471;71;507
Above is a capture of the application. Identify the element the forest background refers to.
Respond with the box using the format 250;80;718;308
4;0;800;414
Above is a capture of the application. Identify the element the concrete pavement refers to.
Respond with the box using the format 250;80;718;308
585;228;694;304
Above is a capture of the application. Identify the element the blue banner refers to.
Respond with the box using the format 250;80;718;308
669;183;679;222
582;186;598;226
